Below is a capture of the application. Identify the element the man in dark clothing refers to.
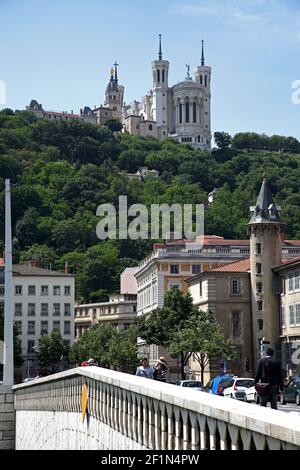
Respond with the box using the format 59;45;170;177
254;348;284;410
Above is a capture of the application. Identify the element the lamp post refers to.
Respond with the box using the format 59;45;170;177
3;179;14;386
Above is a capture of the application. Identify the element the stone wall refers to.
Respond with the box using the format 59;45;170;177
0;385;15;450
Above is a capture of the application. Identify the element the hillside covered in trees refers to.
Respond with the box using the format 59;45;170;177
1;108;300;302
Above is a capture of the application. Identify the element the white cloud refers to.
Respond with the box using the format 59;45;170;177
173;0;300;42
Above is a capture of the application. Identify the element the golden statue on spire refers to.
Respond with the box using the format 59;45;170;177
110;66;114;78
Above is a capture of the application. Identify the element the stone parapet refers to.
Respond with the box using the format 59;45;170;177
13;367;300;450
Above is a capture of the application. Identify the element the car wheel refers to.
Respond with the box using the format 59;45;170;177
280;394;286;405
296;394;300;406
244;395;248;402
230;394;234;399
255;394;260;405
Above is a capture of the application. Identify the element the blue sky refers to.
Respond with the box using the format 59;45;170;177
1;0;300;139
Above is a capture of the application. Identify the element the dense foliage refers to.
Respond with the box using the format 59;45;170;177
69;324;138;373
1;108;300;301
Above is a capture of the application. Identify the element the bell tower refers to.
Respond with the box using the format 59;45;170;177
152;34;169;139
104;62;124;122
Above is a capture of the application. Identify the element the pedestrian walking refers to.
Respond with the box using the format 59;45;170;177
153;357;168;383
255;347;284;410
135;357;154;379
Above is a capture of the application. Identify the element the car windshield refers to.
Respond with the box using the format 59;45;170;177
182;381;202;387
236;379;253;387
221;379;233;388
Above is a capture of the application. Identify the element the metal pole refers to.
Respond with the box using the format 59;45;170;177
3;179;14;385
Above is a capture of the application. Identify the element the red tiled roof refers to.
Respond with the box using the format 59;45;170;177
208;258;250;273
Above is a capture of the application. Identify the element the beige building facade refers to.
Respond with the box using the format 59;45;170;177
74;293;137;339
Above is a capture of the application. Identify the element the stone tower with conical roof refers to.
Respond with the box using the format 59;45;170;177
248;177;285;362
104;62;124;122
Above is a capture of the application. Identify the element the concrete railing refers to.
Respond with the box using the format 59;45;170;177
13;367;300;450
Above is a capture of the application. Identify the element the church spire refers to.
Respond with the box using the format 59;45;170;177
114;62;119;83
201;40;205;66
249;176;282;224
159;34;162;60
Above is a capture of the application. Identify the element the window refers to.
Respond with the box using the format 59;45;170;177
0;286;4;296
53;303;61;316
41;286;48;296
295;271;300;290
199;281;203;297
53;286;61;296
200;75;203;85
193;102;197;123
28;285;36;296
296;304;300;325
289;304;295;326
15;303;22;317
28;303;35;316
280;305;285;328
257;319;263;330
230;279;241;295
27;321;35;335
41;303;48;316
256;263;262;275
157;69;160;82
27;340;35;353
192;265;201;274
257;300;263;311
205;75;208;87
149;124;153;131
15;285;22;295
15;321;22;335
179;104;182;123
256;282;263;294
162;69;165;82
64;321;71;335
288;273;294;292
256;243;262;254
41;321;48;336
232;311;240;338
64;304;71;316
170;265;179;274
185;101;190;123
53;321;60;332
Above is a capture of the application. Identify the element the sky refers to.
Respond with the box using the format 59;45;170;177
1;0;300;139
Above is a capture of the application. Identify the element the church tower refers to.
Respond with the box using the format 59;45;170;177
104;62;124;121
152;35;169;139
248;177;285;363
194;40;211;146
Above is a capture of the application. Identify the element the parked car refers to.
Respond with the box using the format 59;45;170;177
178;380;203;391
223;378;254;400
210;374;235;396
243;379;260;403
280;376;300;405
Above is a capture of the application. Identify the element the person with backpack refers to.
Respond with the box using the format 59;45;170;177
135;357;154;379
254;347;284;409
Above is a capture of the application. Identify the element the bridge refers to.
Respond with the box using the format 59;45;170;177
3;367;300;450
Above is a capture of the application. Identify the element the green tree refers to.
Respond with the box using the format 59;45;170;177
38;329;70;374
104;118;123;133
69;324;117;366
168;310;237;384
136;287;199;379
107;326;138;373
214;131;232;149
